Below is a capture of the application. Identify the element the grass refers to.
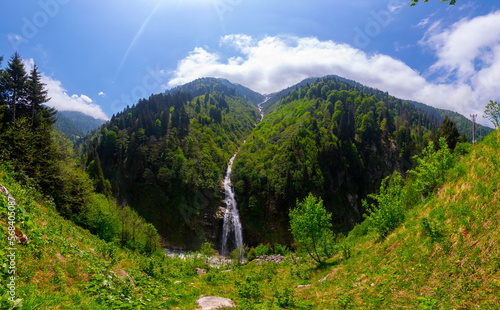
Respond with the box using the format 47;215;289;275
1;130;500;309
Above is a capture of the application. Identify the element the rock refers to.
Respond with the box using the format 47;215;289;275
318;274;329;282
196;268;207;275
196;296;235;310
56;253;66;263
254;254;286;265
296;284;312;289
174;281;182;284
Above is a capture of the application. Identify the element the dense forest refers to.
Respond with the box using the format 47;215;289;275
80;78;261;248
231;76;467;245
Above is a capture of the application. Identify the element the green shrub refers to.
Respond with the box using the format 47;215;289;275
273;243;290;256
364;171;406;239
254;243;272;257
200;242;216;257
410;138;453;199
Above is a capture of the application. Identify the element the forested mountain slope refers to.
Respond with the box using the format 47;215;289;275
408;99;493;142
81;79;260;249
267;75;489;141
168;77;265;105
232;76;449;245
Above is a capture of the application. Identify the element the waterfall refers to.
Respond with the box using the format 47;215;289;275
220;97;269;257
221;152;243;256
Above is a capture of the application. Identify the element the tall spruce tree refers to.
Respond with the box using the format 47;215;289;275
436;115;460;151
28;64;50;125
6;52;28;123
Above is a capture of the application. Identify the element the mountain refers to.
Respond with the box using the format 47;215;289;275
82;79;260;249
232;75;451;245
54;111;84;139
407;100;493;142
167;77;265;105
59;111;107;134
266;75;490;141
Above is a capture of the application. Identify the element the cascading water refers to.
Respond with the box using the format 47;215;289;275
221;97;269;257
220;152;244;256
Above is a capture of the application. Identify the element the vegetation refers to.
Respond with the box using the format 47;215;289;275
232;76;453;245
484;100;500;129
79;78;261;248
289;193;334;264
54;111;85;140
408;100;492;143
2;119;499;309
0;53;161;255
56;111;106;138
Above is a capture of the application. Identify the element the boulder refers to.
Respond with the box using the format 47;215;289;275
196;296;235;310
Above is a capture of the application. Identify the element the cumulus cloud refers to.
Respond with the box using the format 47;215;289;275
43;77;109;120
421;11;500;83
168;12;500;127
98;91;106;97
21;58;109;120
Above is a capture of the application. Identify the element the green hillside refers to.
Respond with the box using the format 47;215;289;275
81;79;261;249
54;111;85;140
232;76;446;245
267;75;490;141
407;100;493;142
59;111;106;135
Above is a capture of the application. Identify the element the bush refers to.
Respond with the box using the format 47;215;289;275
254;243;272;257
410;138;453;199
364;171;406;239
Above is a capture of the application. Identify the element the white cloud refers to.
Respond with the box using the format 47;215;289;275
421;11;500;82
98;91;106;97
43;77;109;120
416;18;429;28
19;58;108;120
168;12;500;127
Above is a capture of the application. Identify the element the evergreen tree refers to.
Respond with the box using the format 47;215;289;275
0;56;7;105
436;115;460;151
6;52;28;123
27;64;50;125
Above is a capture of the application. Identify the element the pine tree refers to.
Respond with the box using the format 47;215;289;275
6;52;28;123
436;115;460;151
27;64;50;125
0;56;7;106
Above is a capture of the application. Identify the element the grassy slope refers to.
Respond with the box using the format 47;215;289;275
294;130;500;309
1;129;499;309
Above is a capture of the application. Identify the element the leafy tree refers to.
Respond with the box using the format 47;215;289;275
483;100;500;129
289;193;333;264
410;0;457;6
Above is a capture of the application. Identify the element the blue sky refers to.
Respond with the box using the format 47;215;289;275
1;0;499;126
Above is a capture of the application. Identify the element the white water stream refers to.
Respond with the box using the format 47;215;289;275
220;97;268;257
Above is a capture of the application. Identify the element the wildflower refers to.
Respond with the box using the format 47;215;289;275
463;232;467;236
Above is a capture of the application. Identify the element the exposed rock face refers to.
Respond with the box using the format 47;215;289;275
196;296;235;310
